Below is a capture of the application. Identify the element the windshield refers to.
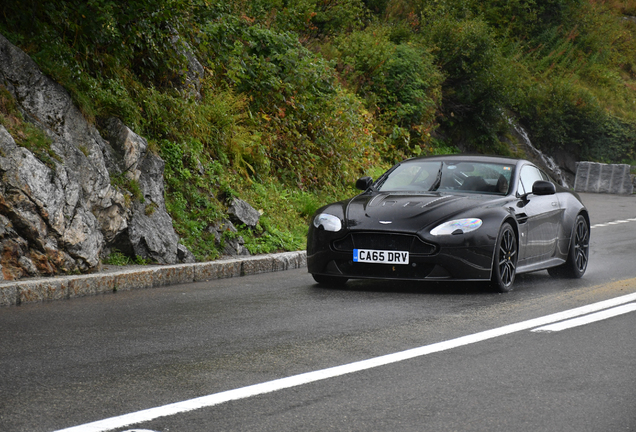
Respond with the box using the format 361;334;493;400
376;161;513;195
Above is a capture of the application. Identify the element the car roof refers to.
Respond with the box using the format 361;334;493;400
403;154;526;166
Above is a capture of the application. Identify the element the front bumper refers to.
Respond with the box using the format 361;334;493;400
307;229;494;281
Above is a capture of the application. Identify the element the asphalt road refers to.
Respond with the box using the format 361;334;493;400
1;193;635;432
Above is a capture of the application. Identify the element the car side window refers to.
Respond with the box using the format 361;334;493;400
518;165;543;195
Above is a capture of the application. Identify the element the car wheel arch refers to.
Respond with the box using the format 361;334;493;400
490;219;519;292
505;216;520;239
565;209;590;247
488;216;520;274
579;210;591;232
548;210;590;279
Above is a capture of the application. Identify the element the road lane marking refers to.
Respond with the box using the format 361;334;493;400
591;217;636;229
531;303;636;332
53;291;636;432
122;430;159;432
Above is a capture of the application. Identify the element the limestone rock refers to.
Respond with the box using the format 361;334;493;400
102;118;179;264
177;244;196;263
0;33;185;278
101;117;148;182
228;198;261;228
170;30;205;99
207;219;250;256
0;32;128;277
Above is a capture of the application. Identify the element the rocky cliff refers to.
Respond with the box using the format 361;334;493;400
0;33;192;280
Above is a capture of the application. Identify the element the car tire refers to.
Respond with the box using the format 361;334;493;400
548;214;589;279
312;274;349;286
491;222;518;293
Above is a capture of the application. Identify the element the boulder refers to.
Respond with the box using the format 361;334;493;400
228;198;261;228
177;243;196;263
102;118;181;264
223;236;250;257
207;219;250;256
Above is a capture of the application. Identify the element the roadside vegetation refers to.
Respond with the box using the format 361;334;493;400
1;0;636;261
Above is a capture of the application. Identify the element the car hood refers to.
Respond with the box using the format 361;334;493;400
345;192;493;232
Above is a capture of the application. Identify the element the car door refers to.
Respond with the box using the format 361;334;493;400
516;165;562;265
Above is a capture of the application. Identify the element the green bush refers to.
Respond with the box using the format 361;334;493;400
467;0;574;39
425;16;515;151
509;0;636;164
520;78;636;163
0;0;199;86
330;25;443;161
230;0;371;37
202;14;376;190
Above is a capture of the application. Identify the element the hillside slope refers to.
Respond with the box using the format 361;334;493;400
1;0;635;269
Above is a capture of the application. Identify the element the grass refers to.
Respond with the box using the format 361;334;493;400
0;85;60;168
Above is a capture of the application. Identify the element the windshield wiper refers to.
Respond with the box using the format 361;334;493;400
429;165;444;191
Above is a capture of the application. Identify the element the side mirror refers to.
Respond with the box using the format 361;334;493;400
532;180;556;196
356;176;373;191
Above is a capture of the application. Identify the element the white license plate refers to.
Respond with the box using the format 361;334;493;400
353;249;409;265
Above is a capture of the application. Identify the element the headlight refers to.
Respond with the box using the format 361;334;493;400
313;213;342;232
430;218;482;236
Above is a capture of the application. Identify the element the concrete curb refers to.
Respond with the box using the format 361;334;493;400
0;251;307;307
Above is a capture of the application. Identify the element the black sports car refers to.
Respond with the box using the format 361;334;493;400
307;155;590;292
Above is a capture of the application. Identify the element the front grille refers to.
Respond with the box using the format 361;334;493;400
332;232;436;255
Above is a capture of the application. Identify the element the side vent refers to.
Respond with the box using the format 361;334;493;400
515;213;528;224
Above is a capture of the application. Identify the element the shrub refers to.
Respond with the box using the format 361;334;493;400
202;14;376;190
520;78;636;163
425;16;516;151
330;25;443;161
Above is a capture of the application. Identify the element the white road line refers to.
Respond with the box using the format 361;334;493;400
532;303;636;332
53;291;636;432
122;430;159;432
591;217;636;229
